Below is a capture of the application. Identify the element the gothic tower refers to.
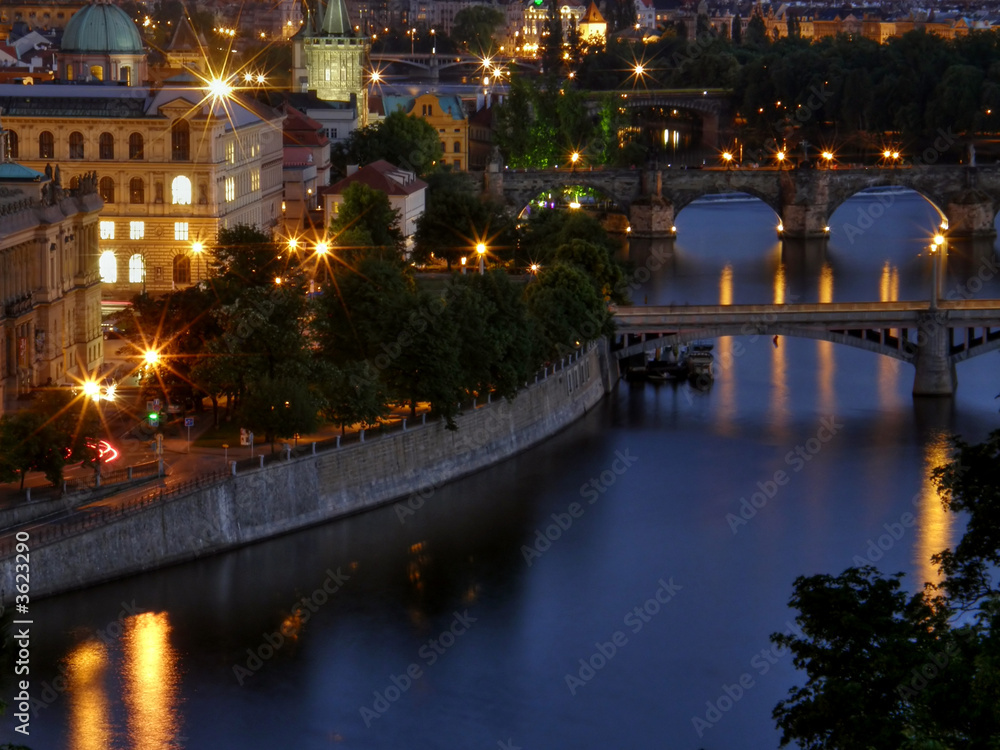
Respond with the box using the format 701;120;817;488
295;0;369;125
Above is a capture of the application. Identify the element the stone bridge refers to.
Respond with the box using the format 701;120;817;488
484;164;1000;239
370;52;540;79
587;88;734;150
611;300;1000;395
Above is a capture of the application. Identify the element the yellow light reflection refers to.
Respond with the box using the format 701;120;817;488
878;262;901;405
817;263;835;415
916;434;954;587
67;641;110;750
719;264;733;306
773;262;786;305
123;612;180;750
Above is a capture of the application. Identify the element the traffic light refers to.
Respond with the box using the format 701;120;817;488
149;412;159;426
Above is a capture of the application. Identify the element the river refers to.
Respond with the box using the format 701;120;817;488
7;190;1000;750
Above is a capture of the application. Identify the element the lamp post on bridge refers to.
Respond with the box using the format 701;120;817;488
930;233;945;310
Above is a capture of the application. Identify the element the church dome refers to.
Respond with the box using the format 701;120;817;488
62;1;144;54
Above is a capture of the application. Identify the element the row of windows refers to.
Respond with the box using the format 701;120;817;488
99;252;192;285
7;121;192;161
439;141;463;153
91;175;194;206
99;221;192;241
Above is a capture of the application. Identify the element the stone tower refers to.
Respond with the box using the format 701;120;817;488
294;0;369;124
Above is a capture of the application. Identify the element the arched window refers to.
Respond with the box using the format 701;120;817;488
38;130;53;158
128;132;143;160
99;251;117;283
89;64;103;81
98;177;115;204
6;129;18;159
129;177;144;204
171;175;192;205
128;254;144;284
69;131;84;159
69;175;80;190
173;255;191;285
65;63;74;81
99;132;114;160
120;65;131;86
453;140;460;153
171;120;189;161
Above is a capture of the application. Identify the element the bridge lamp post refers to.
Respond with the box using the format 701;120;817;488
570;151;580;171
476;242;487;275
721;151;733;170
775;150;786;170
930;234;945;310
821;151;834;169
431;28;436;54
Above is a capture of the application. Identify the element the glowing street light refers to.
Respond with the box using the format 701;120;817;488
82;380;101;400
775;150;786;169
930;233;945;309
461;256;467;275
144;349;160;366
821;151;834;168
476;242;486;275
570;151;580;171
191;240;204;281
721;151;733;169
206;77;233;103
315;241;329;255
287;238;299;251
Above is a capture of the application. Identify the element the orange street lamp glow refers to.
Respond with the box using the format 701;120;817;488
144;349;160;365
82;380;100;399
287;238;299;251
316;241;329;255
571;152;580;163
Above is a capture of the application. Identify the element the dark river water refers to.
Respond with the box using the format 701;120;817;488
7;191;1000;750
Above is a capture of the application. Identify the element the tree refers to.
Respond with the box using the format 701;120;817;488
541;0;564;74
237;376;321;451
524;262;613;360
317;361;390;434
331;110;442;177
731;14;742;44
0;388;100;489
451;6;505;56
772;430;1000;749
330;182;404;256
413;171;515;268
744;14;768;48
210;224;285;291
554;238;627;303
445;272;537;400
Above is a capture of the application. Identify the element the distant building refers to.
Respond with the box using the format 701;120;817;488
380;92;470;170
281;104;332;234
578;1;606;45
0;150;104;410
320;159;427;245
0;1;286;297
293;0;370;127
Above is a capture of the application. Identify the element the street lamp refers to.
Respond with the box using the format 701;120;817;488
721;151;733;169
930;234;945;309
775;150;786;169
821;151;834;168
570;151;580;171
461;256;467;275
191;241;204;282
144;349;160;366
476;242;486;275
431;28;436;54
315;241;329;255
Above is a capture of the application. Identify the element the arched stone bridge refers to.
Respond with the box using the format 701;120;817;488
484;165;1000;239
610;300;1000;395
586;88;735;149
370;52;540;78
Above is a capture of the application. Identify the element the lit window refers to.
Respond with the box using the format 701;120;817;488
171;175;192;205
225;177;235;202
99;221;115;240
250;170;260;191
174;222;189;241
226;142;234;163
128;254;145;283
99;251;117;282
129;221;144;240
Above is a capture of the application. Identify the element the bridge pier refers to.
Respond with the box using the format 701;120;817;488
945;189;997;239
912;313;957;396
779;169;831;239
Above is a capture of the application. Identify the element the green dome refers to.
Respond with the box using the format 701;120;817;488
62;2;144;54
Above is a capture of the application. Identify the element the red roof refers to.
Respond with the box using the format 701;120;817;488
283;104;329;148
323;160;427;197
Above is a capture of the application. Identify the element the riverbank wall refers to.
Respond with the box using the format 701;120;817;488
1;343;613;601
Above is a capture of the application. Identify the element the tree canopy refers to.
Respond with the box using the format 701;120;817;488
331;111;442;178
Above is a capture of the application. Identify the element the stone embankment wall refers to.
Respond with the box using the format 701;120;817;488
1;344;613;601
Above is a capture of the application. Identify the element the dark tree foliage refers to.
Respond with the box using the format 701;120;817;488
331;111;442;178
773;430;1000;749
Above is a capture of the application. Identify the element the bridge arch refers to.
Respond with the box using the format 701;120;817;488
825;184;948;233
669;188;782;218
